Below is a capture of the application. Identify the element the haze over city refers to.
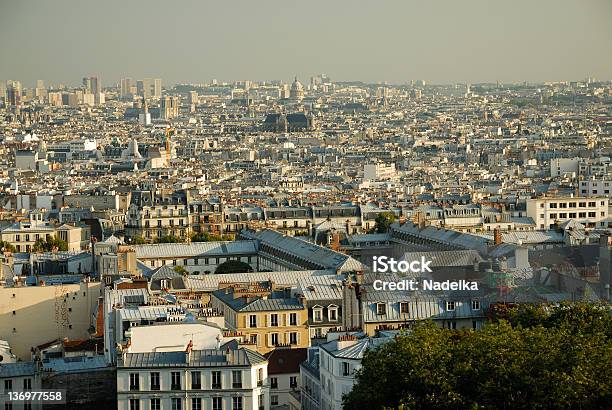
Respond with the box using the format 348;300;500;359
1;0;612;86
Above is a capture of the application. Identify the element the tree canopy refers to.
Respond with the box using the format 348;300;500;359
191;231;233;242
154;235;183;244
214;260;253;274
32;236;68;252
343;303;612;410
372;212;396;234
0;241;16;253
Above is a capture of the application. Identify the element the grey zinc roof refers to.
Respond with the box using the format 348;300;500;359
0;362;37;378
212;289;304;312
120;348;266;368
401;250;483;267
133;241;257;259
184;270;335;291
297;275;344;300
241;229;366;272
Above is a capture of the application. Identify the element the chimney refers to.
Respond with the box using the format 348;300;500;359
493;228;502;245
185;339;193;362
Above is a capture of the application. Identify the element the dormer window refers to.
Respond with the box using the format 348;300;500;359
328;305;338;321
376;303;386;315
313;306;323;323
160;279;170;290
446;301;456;311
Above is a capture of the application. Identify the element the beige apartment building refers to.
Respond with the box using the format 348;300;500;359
0;280;102;360
211;282;310;355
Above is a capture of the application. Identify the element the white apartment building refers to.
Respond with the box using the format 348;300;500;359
317;333;394;410
363;163;396;181
579;178;611;197
117;348;269;410
526;197;609;230
550;158;580;177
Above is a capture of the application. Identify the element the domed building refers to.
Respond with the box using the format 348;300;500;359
289;76;304;102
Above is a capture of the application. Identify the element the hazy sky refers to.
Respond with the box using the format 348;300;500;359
1;0;611;87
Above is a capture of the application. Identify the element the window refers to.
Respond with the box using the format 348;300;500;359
171;398;182;410
400;302;409;313
150;399;160;410
559;213;567;219
232;397;243;410
579;202;586;207
249;315;257;328
191;371;201;389
588;202;596;207
271;377;278;389
549;213;557;219
150;372;160;390
270;313;279;327
376;303;386;315
472;300;481;310
328;306;338;321
192;398;202;410
212;397;223;410
589;212;596;218
250;334;258;345
342;362;351;376
549;203;557;208
129;373;139;391
232;370;242;388
313;308;323;322
258;393;265;410
212;371;222;389
271;333;279;346
569;202;576;208
257;368;264;386
290;332;298;345
171;371;181;390
271;395;279;406
129;399;140;410
4;380;12;391
446;301;456;311
289;312;297;326
290;376;298;388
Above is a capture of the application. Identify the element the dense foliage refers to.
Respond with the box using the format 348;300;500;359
343;303;612;410
0;241;16;253
154;235;183;244
32;236;68;252
214;260;253;274
191;232;233;242
373;212;396;233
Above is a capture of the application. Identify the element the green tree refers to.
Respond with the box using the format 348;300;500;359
32;236;68;252
0;241;16;253
154;235;183;244
131;235;146;245
173;266;187;275
372;212;396;233
343;305;612;410
214;260;253;274
191;231;233;242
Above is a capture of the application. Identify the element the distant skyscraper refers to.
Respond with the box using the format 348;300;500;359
120;78;133;98
6;80;22;106
153;78;162;98
160;95;179;120
82;76;102;104
0;81;6;101
137;78;152;99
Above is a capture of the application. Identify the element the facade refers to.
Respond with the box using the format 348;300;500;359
126;190;190;242
0;362;42;410
117;348;269;410
526;197;609;230
211;282;310;355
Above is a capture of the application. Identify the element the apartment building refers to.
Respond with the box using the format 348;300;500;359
211;282;310;355
117;347;269;410
125;190;190;242
526;197;609;230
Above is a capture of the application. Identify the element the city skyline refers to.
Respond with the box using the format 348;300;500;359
1;0;611;86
